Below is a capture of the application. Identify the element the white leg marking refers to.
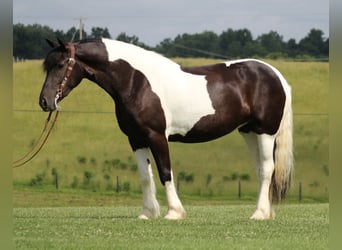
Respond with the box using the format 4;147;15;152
250;134;276;220
164;171;186;220
134;148;160;219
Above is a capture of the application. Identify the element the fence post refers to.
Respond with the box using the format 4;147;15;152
55;173;59;190
51;168;59;190
299;181;302;201
116;176;120;193
238;180;241;199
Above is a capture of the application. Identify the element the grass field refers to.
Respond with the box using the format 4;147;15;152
13;58;329;202
14;204;328;249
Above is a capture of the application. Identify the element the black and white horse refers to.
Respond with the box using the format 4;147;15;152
39;38;293;220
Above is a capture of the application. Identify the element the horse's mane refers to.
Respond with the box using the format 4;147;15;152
75;38;102;44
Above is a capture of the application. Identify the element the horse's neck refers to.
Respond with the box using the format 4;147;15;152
80;39;184;103
80;52;135;102
76;40;107;63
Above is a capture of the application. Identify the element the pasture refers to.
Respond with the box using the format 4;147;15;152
14;204;328;249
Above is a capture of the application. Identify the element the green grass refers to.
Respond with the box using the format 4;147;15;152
13;59;329;202
14;204;328;249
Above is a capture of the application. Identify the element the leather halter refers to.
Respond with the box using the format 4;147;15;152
55;43;76;108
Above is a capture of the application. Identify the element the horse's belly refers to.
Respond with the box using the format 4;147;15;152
167;110;247;143
168;115;241;143
168;131;227;143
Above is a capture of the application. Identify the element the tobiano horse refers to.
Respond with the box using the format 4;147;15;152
39;38;293;220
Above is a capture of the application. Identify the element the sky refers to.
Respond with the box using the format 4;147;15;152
13;0;329;46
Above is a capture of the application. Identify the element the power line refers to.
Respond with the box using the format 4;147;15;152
170;43;329;62
172;44;231;59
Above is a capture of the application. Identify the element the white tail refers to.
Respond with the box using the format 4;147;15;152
271;84;294;203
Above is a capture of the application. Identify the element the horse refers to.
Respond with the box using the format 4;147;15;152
39;38;293;220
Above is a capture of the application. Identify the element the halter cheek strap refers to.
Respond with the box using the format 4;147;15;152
55;43;76;110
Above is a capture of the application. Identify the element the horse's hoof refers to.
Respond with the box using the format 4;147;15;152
164;209;186;220
249;209;275;220
138;208;160;220
138;214;149;220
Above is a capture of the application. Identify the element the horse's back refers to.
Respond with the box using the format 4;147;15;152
178;59;290;137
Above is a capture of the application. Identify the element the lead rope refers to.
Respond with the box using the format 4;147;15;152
12;111;59;168
13;42;75;168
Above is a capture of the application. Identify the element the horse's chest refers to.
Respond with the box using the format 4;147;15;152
146;72;216;136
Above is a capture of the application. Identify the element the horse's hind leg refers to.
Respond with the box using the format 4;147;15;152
134;148;160;219
241;132;275;220
253;134;276;220
240;132;260;174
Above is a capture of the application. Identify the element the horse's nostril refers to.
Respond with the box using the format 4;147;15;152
40;97;48;110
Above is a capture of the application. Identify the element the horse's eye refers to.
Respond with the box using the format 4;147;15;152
58;63;65;68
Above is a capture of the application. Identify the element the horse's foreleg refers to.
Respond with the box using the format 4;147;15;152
134;148;160;219
251;134;276;220
148;133;186;220
164;171;186;220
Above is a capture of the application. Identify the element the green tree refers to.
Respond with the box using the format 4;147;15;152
286;38;299;58
170;31;220;57
298;28;328;57
235;29;253;46
219;28;254;58
257;31;285;55
13;23;329;60
116;32;149;49
91;27;111;38
155;38;176;57
67;27;88;42
13;23;55;59
116;32;140;44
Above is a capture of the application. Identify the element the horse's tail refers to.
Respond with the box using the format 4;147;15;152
271;81;294;203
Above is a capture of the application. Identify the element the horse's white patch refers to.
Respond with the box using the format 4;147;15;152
102;38;215;137
225;58;256;67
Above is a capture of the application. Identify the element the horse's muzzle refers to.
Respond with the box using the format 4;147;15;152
39;96;55;112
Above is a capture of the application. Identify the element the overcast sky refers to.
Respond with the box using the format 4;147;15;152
13;0;329;46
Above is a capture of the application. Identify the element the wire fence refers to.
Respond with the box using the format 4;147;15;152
12;109;328;117
12;107;328;201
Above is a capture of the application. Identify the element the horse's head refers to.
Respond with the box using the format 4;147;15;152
39;39;83;112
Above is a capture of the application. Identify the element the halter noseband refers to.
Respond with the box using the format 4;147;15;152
55;43;76;110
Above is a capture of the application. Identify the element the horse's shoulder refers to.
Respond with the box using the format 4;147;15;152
180;63;227;76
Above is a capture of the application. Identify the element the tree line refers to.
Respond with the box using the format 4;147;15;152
13;23;328;60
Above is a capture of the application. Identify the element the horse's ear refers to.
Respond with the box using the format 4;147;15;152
46;39;57;48
57;38;68;50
